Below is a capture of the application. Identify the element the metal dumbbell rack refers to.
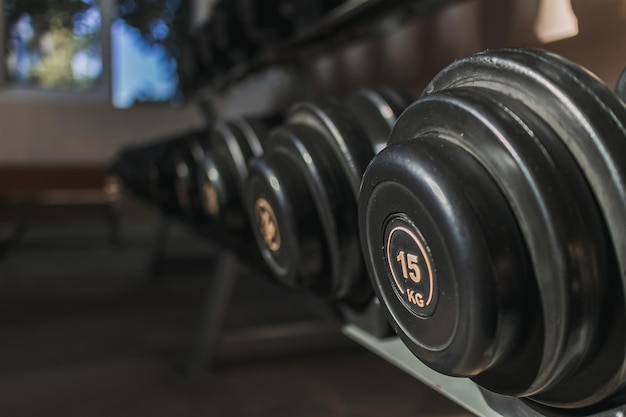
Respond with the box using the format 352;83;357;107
189;0;461;95
344;325;626;417
117;1;626;415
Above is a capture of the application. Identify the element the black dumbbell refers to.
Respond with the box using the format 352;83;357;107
245;89;409;324
359;48;626;409
345;86;411;153
196;117;274;231
168;131;209;222
114;135;184;206
145;132;207;217
615;66;626;103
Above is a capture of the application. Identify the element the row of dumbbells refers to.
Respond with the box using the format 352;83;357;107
118;47;626;413
179;0;346;93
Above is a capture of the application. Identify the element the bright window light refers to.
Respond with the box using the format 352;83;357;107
535;0;579;43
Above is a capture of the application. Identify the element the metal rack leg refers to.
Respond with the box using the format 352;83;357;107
186;251;238;378
148;216;170;278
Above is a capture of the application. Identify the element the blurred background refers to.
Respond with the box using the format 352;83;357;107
0;0;625;416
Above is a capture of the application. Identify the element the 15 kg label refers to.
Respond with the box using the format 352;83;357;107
385;217;437;318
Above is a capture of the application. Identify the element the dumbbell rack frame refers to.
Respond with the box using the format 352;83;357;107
344;325;626;417
142;210;352;376
194;0;461;94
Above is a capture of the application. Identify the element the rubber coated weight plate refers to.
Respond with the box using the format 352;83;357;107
362;137;539;383
364;83;608;397
424;48;626;407
444;87;605;398
247;93;408;305
173;135;208;221
197;152;237;219
210;121;255;202
288;100;375;199
203;119;267;226
233;118;266;159
171;150;192;213
277;122;359;299
247;144;326;289
285;101;379;301
369;86;599;396
615;66;626;103
346;87;410;153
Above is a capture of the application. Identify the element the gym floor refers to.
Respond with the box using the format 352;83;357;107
0;199;470;417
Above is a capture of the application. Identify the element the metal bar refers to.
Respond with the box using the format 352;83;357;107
343;325;626;417
343;324;502;417
148;216;170;278
186;251;239;378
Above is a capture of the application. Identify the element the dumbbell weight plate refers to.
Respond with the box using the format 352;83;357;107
346;87;410;153
198;119;266;227
288;100;375;198
288;100;383;302
146;137;193;216
424;48;626;407
172;134;208;221
247;125;337;291
248;94;409;305
197;153;227;219
249;123;365;299
614;66;626;103
363;83;607;397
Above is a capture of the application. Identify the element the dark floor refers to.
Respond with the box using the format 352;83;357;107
0;200;471;417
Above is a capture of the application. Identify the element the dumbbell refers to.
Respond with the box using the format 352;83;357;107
140;132;208;217
167;131;209;222
345;86;411;153
615;66;626;103
245;88;409;329
114;135;183;205
195;117;275;231
115;130;210;219
359;48;626;409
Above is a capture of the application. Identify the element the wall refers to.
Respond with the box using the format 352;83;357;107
1;0;625;166
0;100;203;165
307;0;626;97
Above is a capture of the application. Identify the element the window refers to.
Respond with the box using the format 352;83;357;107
4;0;103;90
112;0;186;108
2;0;188;107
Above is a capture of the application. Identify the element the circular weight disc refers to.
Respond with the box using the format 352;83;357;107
197;153;236;219
360;138;539;383
171;151;192;214
475;87;610;406
346;87;410;153
210;121;256;204
177;139;210;221
614;66;626;103
255;124;363;299
288;100;375;199
388;87;605;396
460;87;607;399
423;48;626;407
186;132;208;164
232;117;268;158
246;150;326;289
